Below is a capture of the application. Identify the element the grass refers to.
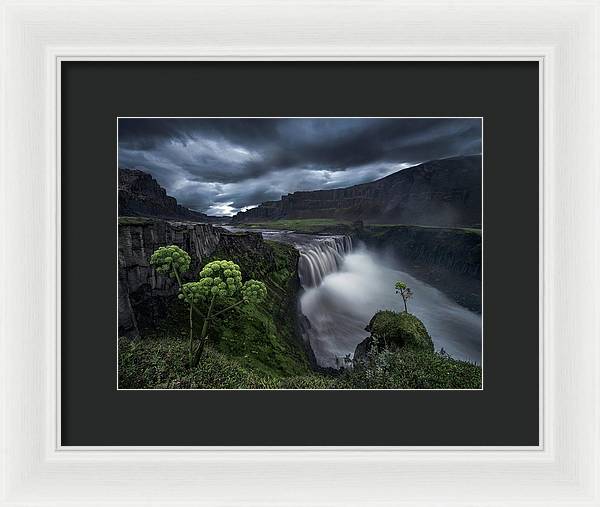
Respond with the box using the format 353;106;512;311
118;337;281;389
239;218;481;235
337;347;481;389
241;218;352;234
118;336;482;390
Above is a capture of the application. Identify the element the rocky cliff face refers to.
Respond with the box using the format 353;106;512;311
118;217;311;360
118;217;224;338
119;168;221;223
118;216;316;372
233;155;482;227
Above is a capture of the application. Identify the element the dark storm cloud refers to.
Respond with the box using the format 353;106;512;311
118;117;481;216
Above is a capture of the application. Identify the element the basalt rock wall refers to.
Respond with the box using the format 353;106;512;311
118;217;224;338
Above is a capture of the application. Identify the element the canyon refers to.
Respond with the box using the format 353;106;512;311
118;156;482;375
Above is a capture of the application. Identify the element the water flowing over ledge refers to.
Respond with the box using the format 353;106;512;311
225;227;482;369
297;236;353;288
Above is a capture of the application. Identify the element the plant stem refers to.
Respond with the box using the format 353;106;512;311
172;265;206;318
210;298;245;319
191;293;216;367
188;304;194;367
172;265;183;287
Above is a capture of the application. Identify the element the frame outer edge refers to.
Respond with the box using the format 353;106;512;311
1;0;599;505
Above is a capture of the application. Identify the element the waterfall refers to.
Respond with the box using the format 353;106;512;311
224;226;481;368
297;236;353;288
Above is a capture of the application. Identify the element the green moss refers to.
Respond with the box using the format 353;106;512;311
243;218;352;234
366;310;434;352
118;336;481;390
199;240;311;378
212;303;310;377
278;374;337;389
335;347;481;389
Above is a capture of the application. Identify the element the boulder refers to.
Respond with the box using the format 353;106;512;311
354;310;434;361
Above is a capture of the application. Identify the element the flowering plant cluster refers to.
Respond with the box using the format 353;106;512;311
150;245;191;278
150;246;267;368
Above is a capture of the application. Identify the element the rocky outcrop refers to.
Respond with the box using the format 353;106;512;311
354;311;434;362
233;155;482;228
119;168;222;223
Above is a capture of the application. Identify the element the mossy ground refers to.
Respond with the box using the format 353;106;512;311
118;336;481;389
205;240;311;378
241;218;352;234
118;337;281;389
335;347;482;389
240;218;481;236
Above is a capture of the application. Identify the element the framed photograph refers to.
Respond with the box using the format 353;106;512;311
2;1;599;506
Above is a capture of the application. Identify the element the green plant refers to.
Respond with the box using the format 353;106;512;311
394;280;413;312
150;246;267;367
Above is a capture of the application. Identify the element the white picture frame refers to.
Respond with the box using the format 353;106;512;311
1;0;598;505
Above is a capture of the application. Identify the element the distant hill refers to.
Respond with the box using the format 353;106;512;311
232;155;482;228
119;168;223;223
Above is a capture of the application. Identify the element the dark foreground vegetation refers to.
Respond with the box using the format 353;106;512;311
119;333;481;389
119;299;481;390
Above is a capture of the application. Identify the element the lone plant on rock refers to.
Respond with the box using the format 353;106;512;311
394;281;413;313
150;246;267;368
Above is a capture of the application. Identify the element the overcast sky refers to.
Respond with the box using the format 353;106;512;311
118;117;482;217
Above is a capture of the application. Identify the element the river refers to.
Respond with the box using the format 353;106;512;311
226;227;482;368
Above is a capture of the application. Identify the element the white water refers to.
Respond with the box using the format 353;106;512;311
298;236;353;287
225;227;482;369
300;247;482;367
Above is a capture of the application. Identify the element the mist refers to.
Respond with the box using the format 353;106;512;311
300;245;482;368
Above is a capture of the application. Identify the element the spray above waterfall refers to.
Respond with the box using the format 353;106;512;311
299;243;482;368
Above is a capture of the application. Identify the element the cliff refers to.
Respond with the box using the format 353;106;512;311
118;217;314;374
119;168;222;223
118;217;223;338
233;155;481;227
355;224;482;312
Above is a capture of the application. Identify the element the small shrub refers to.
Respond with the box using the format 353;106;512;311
394;280;413;312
